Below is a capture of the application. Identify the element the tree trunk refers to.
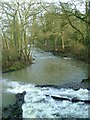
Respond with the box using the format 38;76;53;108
54;37;57;51
24;31;27;59
61;31;65;51
88;1;90;78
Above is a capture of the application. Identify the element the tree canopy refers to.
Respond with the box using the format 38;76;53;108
1;0;89;65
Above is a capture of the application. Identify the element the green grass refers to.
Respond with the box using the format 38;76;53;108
2;61;28;73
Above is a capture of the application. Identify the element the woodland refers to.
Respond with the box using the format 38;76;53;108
1;0;90;73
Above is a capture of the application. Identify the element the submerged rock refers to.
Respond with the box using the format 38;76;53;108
35;84;59;88
35;79;90;90
15;91;26;107
45;95;90;104
81;78;90;83
2;91;26;120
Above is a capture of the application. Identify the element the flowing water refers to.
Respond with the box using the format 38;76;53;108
2;47;89;118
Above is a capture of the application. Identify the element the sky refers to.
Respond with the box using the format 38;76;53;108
44;0;70;3
1;0;85;13
1;0;70;2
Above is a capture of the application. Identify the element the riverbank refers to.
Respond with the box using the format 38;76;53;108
2;60;32;73
38;40;89;63
36;43;88;63
52;50;88;63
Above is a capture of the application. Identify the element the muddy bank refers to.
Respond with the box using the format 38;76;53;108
1;91;26;120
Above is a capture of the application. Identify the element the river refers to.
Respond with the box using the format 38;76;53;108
2;47;89;118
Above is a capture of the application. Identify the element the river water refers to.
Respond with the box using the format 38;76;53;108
2;47;89;118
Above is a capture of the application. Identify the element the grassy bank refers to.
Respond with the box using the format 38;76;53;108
2;60;31;73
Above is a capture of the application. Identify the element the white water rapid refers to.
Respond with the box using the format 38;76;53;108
3;79;90;118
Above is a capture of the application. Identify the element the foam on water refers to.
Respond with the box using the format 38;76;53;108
63;57;72;60
2;79;35;93
22;87;89;118
3;79;89;118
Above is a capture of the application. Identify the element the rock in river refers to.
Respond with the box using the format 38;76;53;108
1;91;26;120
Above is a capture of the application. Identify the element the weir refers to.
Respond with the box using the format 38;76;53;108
2;47;89;118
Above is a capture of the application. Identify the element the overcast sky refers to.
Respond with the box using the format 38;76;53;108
1;0;85;12
44;0;69;2
1;0;70;2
